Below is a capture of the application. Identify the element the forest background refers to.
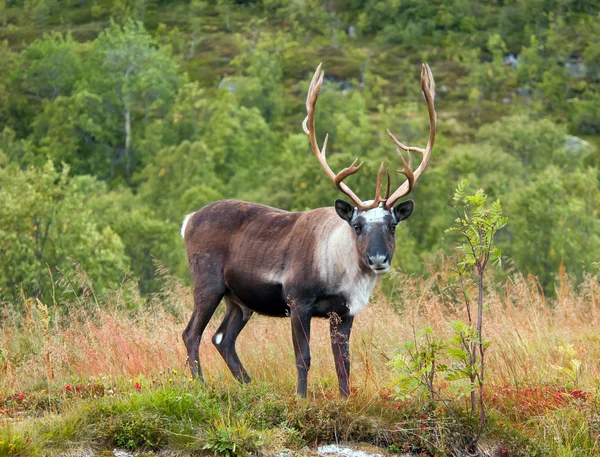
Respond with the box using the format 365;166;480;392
0;0;599;306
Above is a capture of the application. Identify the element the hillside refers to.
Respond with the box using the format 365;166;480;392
0;0;598;300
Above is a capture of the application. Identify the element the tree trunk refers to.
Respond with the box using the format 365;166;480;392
477;267;486;436
188;31;196;61
123;68;132;184
124;104;131;183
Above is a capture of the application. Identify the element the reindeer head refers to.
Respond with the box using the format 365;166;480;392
303;63;437;275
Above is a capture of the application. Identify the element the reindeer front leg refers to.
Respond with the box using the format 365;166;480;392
330;313;354;397
290;300;312;397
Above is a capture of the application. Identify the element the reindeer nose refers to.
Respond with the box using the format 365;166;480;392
366;253;390;269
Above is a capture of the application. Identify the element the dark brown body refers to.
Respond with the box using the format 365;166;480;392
182;199;379;396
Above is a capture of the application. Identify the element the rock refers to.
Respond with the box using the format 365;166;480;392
566;59;586;78
112;450;134;457
564;135;591;154
317;443;416;457
218;77;237;94
503;53;519;69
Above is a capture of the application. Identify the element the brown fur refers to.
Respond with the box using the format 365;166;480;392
181;199;407;396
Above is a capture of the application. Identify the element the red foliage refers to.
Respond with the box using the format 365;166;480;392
489;385;591;416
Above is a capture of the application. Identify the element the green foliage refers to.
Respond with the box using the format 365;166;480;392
0;162;130;302
0;429;31;456
475;115;571;172
390;321;492;403
97;203;186;294
202;418;263;457
506;166;600;290
19;32;80;101
229;31;285;122
390;325;446;401
571;95;600;134
447;181;508;273
110;414;167;450
549;344;582;388
24;0;60;25
138;141;223;222
0;0;598;302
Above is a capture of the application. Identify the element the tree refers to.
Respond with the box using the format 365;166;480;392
504;166;600;291
78;19;181;182
199;90;275;194
110;0;150;22
88;188;189;294
187;1;208;60
229;31;288;122
446;182;507;440
475;115;571;172
0;162;130;302
137;140;223;222
467;34;513;104
19;32;80;101
216;0;233;32
24;0;60;25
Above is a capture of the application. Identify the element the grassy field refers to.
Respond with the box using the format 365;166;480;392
1;265;599;456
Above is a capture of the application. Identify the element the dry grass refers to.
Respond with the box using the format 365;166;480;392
2;266;600;397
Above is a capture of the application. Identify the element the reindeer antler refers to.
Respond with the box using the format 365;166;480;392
385;63;436;210
302;63;389;211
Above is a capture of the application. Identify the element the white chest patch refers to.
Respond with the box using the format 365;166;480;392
316;224;378;316
346;273;378;315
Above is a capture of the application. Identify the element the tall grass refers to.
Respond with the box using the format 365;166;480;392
1;263;599;455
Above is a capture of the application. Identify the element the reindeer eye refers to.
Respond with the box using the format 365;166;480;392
391;224;397;234
352;224;361;235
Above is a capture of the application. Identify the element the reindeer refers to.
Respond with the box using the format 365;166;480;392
181;63;436;397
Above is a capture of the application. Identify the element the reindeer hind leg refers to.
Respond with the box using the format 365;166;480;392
212;296;253;383
182;268;226;382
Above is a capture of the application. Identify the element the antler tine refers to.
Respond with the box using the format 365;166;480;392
302;63;324;135
303;64;388;211
333;158;364;187
396;149;415;194
385;63;436;210
423;62;436;103
372;162;385;204
421;63;436;153
386;128;426;155
384;166;391;200
348;162;388;211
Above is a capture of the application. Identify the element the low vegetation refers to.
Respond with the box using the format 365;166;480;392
1;263;599;456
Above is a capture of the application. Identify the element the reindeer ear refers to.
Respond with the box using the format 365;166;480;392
334;199;355;222
393;200;414;223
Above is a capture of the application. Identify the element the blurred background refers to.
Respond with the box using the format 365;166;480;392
0;0;598;304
